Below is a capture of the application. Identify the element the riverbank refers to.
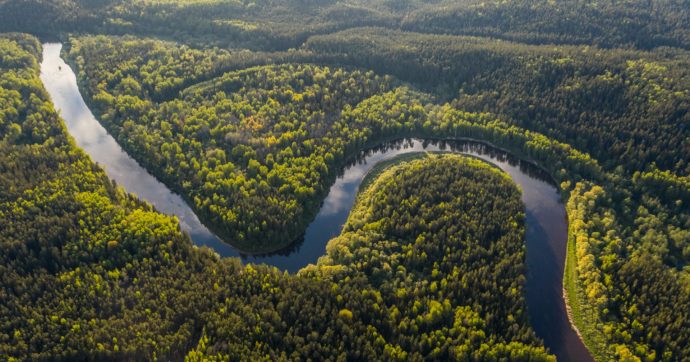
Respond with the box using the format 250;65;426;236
44;41;593;361
564;207;612;361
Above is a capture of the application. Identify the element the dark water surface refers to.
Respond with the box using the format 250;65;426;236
40;43;592;361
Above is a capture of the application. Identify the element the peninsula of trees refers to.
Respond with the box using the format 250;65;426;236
0;0;688;360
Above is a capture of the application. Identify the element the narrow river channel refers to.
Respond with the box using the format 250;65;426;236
40;42;592;361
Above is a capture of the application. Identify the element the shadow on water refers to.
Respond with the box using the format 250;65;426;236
40;42;592;362
241;137;560;271
240;234;306;259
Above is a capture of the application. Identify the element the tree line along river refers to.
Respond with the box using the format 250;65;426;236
40;42;592;361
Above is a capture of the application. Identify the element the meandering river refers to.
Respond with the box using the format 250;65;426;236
40;43;592;361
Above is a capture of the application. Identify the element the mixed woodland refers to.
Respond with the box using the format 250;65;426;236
0;38;552;359
0;0;689;360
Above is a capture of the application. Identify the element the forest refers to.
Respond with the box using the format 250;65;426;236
0;0;689;361
0;37;553;359
1;0;688;51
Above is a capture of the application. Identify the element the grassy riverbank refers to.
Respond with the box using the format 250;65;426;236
564;220;612;361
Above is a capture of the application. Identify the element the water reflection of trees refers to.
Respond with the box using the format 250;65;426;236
248;137;558;261
346;138;555;186
240;234;306;259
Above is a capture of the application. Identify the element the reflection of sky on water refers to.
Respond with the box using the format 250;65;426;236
40;43;221;247
40;43;566;271
249;138;565;271
41;42;589;360
320;142;427;215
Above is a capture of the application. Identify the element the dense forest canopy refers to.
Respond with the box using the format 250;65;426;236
0;0;689;361
1;0;689;50
305;27;690;174
0;41;552;358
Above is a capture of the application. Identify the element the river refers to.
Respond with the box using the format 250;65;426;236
40;42;592;361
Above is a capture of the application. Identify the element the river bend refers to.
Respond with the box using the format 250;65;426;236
40;43;592;361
